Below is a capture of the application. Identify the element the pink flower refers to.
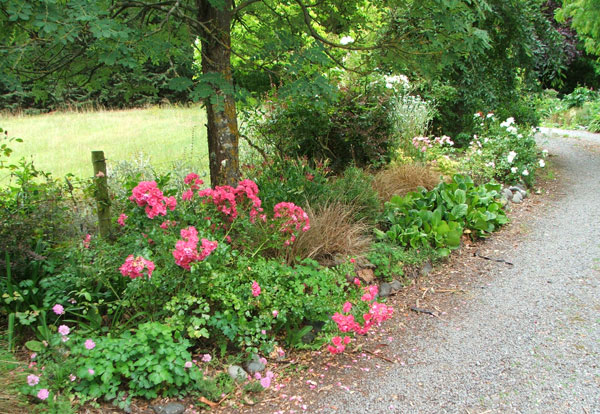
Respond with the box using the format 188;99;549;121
361;285;378;302
27;374;40;386
84;339;96;350
184;361;193;368
201;354;212;362
129;181;176;219
30;353;37;360
69;374;77;382
182;189;194;201
251;281;261;297
82;234;92;248
273;202;310;245
173;227;217;270
52;304;64;315
350;258;356;264
327;336;351;354
272;310;279;318
58;325;70;336
117;213;128;227
184;173;204;190
161;220;177;229
342;301;352;313
88;369;95;375
260;371;275;388
37;388;49;400
119;255;155;279
353;278;361;286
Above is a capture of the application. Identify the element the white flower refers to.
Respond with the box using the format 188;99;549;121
500;117;515;128
486;112;494;118
511;167;518;173
340;36;354;45
486;161;495;168
522;169;529;176
539;159;545;167
385;83;394;89
506;126;518;135
542;149;548;157
507;151;517;163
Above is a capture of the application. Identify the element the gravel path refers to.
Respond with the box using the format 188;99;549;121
312;129;600;414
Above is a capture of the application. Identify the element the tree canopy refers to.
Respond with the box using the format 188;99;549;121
1;0;567;185
556;0;600;56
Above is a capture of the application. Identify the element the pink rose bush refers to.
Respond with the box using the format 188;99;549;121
119;255;155;279
172;226;218;270
129;181;177;219
328;284;395;354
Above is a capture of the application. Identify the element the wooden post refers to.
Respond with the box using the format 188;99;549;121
91;151;111;238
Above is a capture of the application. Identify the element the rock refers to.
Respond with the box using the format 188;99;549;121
512;191;523;204
420;261;433;277
509;185;527;197
244;354;266;375
301;331;316;344
356;268;375;284
389;279;403;291
228;365;248;382
502;188;513;201
379;282;392;297
151;403;185;414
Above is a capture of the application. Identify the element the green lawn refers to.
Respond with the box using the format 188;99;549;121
0;105;208;179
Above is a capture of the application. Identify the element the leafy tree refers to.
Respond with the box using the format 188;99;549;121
556;0;600;56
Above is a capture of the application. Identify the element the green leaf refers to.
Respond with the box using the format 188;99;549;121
450;203;468;218
25;340;43;352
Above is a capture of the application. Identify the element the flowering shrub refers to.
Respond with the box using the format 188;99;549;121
459;114;544;186
326;284;394;354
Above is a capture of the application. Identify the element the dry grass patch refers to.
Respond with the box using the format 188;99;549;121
288;202;372;265
373;164;442;202
0;343;29;414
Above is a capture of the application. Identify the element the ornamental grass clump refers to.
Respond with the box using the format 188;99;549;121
286;201;372;265
372;164;442;202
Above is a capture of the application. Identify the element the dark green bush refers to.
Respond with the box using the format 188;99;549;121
247;77;401;172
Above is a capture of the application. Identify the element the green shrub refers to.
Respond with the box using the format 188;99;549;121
244;156;330;213
22;322;206;411
562;86;599;109
324;167;381;223
244;74;409;172
366;242;439;281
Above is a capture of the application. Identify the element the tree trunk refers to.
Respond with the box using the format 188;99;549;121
197;0;239;187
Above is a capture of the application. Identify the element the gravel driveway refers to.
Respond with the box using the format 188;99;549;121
311;129;600;414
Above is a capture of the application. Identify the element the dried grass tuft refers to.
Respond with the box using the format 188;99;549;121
373;164;442;202
288;202;372;266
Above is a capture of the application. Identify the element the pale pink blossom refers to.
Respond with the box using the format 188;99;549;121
52;304;64;315
84;339;96;350
37;388;49;400
58;325;70;336
27;374;40;386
